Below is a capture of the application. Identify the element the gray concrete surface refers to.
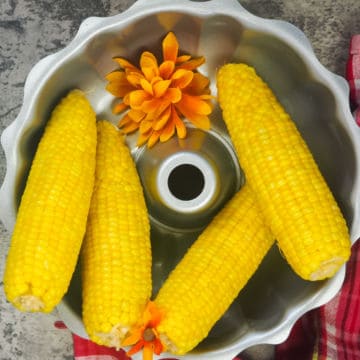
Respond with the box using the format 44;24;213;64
0;0;359;359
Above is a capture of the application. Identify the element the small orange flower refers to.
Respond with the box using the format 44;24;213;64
106;32;213;147
122;301;165;360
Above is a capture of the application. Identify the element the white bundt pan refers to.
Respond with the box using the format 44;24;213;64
1;0;360;359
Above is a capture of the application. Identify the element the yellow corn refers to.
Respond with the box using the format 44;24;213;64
4;89;97;312
154;184;274;355
217;63;351;281
81;120;151;348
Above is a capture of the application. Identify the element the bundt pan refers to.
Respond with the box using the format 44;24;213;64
1;0;360;359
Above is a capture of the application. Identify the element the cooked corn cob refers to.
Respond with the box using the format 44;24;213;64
154;184;274;355
4;89;97;312
217;63;351;281
81;120;151;348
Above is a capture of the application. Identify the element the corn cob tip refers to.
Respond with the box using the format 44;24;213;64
159;333;178;354
13;295;45;312
309;256;348;281
94;325;129;349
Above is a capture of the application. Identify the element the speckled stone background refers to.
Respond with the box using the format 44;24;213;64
0;1;359;359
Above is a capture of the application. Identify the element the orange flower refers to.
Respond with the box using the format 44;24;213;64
106;32;213;147
122;301;165;360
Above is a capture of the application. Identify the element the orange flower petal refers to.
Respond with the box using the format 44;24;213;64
118;114;140;133
105;82;134;98
137;130;152;147
113;57;139;72
171;106;187;139
122;329;143;347
200;94;214;100
143;100;171;124
140;78;154;95
127;71;145;87
143;111;154;122
148;131;161;148
105;71;128;83
153;79;171;98
146;301;165;328
143;302;156;326
188;114;211;130
140;120;153;134
138;129;160;148
153;105;171;131
159;60;175;79
176;54;191;63
141;98;162;114
177;56;205;71
160;116;175;142
171;69;194;89
140;51;159;81
123;93;130;105
186;72;210;95
153;337;164;355
162;32;178;62
176;121;187;139
176;104;211;130
113;102;128;114
118;113;132;127
163;87;182;103
126;340;145;356
129;90;151;109
128;109;146;123
175;99;211;130
121;120;140;134
150;76;163;85
178;93;212;115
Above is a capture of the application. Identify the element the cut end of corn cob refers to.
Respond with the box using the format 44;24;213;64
309;256;347;281
159;334;178;354
94;325;130;349
13;295;44;312
217;63;351;281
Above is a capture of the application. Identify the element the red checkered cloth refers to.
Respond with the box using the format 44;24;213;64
347;35;360;110
72;333;130;360
275;240;360;360
58;35;360;360
347;34;360;127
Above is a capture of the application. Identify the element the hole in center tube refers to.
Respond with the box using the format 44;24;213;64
168;164;205;201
